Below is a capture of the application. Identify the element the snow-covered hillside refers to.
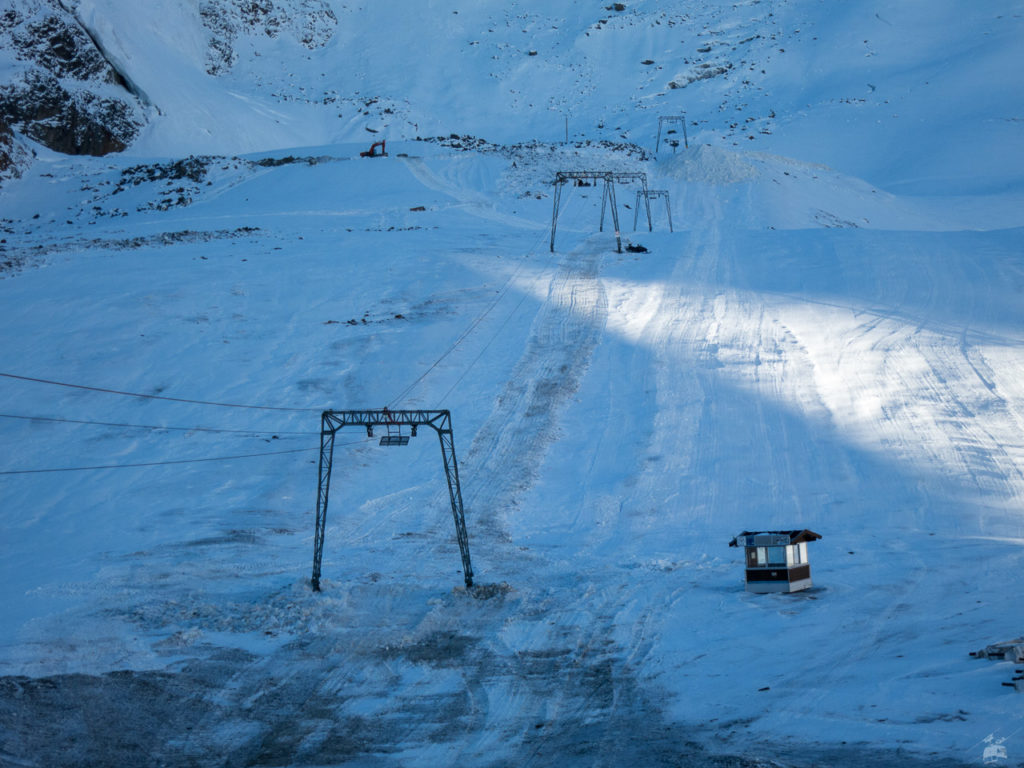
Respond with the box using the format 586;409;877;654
1;1;1023;766
47;0;1020;191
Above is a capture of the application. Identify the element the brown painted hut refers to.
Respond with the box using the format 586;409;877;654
729;530;822;593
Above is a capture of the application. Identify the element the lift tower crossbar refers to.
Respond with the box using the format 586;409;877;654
312;408;474;591
550;170;650;254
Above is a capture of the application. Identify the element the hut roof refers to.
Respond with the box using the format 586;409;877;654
729;529;822;547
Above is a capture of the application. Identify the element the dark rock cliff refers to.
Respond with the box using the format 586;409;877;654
0;0;145;156
0;115;32;181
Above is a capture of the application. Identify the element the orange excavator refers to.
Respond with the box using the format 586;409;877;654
360;139;387;158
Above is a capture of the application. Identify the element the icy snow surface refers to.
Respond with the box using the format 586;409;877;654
1;1;1023;766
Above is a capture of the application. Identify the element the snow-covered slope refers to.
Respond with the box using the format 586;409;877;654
0;1;1022;766
55;0;1023;193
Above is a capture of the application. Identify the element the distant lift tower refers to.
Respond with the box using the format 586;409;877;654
634;189;672;232
656;115;688;152
550;170;651;253
311;408;474;591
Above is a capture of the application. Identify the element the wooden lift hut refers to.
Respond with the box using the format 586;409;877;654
729;529;822;593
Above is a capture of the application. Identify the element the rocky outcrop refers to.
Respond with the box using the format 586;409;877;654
0;69;138;155
199;0;337;75
0;115;32;182
0;0;144;156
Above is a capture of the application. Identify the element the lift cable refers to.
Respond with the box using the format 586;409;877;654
0;412;316;436
440;280;535;406
388;184;575;408
0;372;319;412
2;187;580;417
0;446;318;475
0;437;374;476
438;183;590;406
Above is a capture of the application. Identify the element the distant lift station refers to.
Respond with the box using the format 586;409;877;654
550;170;651;253
311;409;474;591
729;529;822;593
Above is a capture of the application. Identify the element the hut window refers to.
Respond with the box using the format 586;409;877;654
767;546;787;565
788;544;802;565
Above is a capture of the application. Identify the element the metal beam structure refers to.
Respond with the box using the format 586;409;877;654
603;172;651;235
656;115;689;153
311;408;474;591
549;170;650;254
634;189;673;232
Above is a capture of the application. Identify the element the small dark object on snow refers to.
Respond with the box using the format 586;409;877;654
410;205;426;211
625;243;648;253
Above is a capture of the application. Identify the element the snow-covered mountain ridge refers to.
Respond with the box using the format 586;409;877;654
3;0;1021;192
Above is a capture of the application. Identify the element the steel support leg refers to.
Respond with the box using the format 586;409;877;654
311;418;336;591
599;181;608;232
665;195;673;232
437;419;474;587
606;180;622;253
641;180;653;232
549;180;563;252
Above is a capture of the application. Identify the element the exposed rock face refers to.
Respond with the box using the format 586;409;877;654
0;0;144;156
0;115;32;182
199;0;337;75
0;69;138;155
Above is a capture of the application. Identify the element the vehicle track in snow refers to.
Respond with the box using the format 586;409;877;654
461;238;608;543
417;232;769;766
401;155;547;231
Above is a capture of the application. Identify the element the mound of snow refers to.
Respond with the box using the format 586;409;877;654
656;144;759;185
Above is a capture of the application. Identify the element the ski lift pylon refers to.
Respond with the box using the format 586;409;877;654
312;408;475;590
